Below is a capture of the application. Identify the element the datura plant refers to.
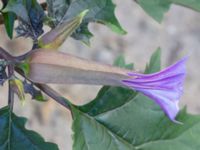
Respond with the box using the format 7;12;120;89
0;0;200;150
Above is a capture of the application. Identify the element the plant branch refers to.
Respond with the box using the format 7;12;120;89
15;68;71;110
0;46;71;111
35;84;71;110
8;65;14;110
0;47;15;60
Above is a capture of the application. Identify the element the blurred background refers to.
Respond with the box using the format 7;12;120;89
1;0;200;149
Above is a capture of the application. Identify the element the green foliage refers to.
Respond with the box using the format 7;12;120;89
136;0;200;22
46;0;126;45
3;0;29;22
46;0;70;26
23;80;46;102
72;106;136;150
71;50;200;150
113;55;134;69
0;0;15;39
145;47;161;74
172;0;200;12
16;63;45;102
0;106;58;150
3;0;45;39
2;0;200;40
2;12;16;39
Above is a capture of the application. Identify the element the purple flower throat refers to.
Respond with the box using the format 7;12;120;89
122;57;187;122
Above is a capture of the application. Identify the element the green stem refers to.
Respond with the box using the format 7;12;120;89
7;61;14;150
35;84;71;110
8;65;14;110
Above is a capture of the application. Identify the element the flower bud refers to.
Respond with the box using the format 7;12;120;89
38;10;88;49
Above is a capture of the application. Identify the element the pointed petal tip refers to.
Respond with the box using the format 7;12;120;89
172;119;183;125
79;9;89;18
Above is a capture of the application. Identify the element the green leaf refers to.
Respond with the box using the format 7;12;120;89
113;55;134;69
71;23;93;45
73;94;200;150
72;106;136;150
3;0;45;39
47;0;126;44
113;55;126;67
65;0;126;44
2;12;16;39
145;47;161;74
136;0;171;23
73;91;200;150
72;49;200;150
79;85;136;116
3;0;29;22
46;0;70;27
0;106;59;150
136;0;200;22
171;0;200;12
17;62;30;76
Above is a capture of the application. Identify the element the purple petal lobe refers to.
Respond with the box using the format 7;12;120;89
122;57;187;122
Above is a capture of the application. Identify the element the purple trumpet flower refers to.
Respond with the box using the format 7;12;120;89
27;50;187;122
122;57;187;122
